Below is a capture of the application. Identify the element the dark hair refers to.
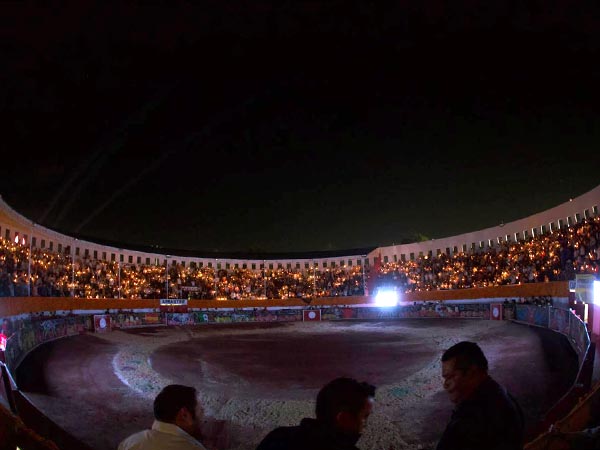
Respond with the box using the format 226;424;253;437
153;385;197;423
315;377;376;425
442;341;488;372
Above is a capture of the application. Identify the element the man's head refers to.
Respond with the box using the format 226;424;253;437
441;341;488;404
315;377;376;437
154;384;203;437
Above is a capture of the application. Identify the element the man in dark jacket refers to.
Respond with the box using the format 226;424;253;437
549;424;600;449
437;341;524;450
256;377;376;450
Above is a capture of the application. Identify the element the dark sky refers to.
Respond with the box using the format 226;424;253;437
2;2;600;254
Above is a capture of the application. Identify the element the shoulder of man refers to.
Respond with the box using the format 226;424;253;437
488;381;524;428
256;425;303;450
477;378;518;410
118;430;152;450
118;428;206;450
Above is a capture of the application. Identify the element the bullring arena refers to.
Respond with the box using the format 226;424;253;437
14;316;579;450
1;187;600;450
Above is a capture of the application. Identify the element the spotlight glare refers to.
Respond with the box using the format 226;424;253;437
374;289;399;307
594;280;600;306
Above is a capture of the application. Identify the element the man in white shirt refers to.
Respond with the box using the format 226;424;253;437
118;384;207;450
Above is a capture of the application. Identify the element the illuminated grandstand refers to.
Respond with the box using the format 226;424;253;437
0;186;599;450
0;186;599;300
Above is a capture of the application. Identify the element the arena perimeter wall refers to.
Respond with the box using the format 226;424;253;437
2;302;496;373
0;282;572;376
0;282;591;450
0;280;570;317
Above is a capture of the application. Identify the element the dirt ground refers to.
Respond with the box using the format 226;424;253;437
16;319;578;450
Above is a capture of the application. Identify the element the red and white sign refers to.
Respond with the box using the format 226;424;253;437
490;304;503;321
159;299;189;313
94;315;112;333
303;309;321;321
0;333;7;351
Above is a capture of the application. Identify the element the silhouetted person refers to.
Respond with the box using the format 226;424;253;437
256;377;376;450
118;384;207;450
437;341;524;450
550;425;600;449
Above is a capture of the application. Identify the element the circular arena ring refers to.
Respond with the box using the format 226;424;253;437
0;286;593;450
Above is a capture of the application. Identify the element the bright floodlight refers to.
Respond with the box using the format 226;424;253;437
594;280;600;306
375;289;399;307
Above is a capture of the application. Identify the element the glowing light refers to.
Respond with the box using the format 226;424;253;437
594;280;600;306
374;289;399;307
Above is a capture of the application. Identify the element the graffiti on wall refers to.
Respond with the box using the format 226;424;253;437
166;313;195;326
569;317;590;359
321;308;357;321
354;303;490;320
112;312;164;328
167;309;303;325
4;301;583;379
517;305;589;365
549;308;571;336
515;305;549;328
4;315;88;371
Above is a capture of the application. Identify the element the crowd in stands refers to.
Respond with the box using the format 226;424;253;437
0;239;364;299
376;216;600;292
0;217;599;299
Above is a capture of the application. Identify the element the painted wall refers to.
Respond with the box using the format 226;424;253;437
592;304;600;337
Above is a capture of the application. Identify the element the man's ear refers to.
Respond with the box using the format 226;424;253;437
465;364;485;381
335;410;354;431
175;406;193;427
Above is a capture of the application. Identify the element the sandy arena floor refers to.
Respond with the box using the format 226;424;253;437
17;319;578;450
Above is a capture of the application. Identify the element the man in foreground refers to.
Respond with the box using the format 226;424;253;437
119;384;207;450
549;424;600;449
437;341;524;450
256;377;376;450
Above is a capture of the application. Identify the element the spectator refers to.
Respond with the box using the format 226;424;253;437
256;377;376;450
437;341;524;450
549;425;600;449
1;215;599;300
118;384;207;450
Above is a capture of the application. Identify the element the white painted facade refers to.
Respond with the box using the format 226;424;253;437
1;185;599;270
377;185;600;264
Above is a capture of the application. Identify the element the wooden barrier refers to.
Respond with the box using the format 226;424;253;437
0;402;60;450
188;296;370;310
0;280;580;450
0;282;569;318
525;378;600;450
0;297;370;317
406;281;569;301
0;298;159;317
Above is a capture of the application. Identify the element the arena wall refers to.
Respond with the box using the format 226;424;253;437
0;402;61;450
0;285;580;376
0;281;569;318
0;288;592;450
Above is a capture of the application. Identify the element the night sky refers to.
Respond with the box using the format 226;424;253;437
2;2;600;254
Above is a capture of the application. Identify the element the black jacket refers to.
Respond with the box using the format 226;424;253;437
256;418;361;450
437;376;524;450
